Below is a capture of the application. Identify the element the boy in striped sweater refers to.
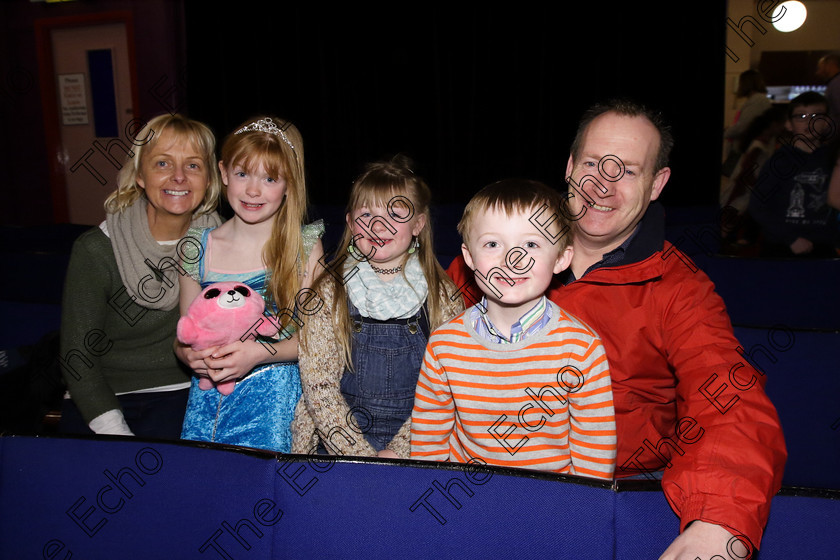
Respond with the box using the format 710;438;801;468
410;180;616;479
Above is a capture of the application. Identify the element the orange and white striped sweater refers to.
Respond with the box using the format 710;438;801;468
410;301;617;479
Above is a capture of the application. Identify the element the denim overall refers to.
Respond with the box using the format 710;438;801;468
340;300;430;451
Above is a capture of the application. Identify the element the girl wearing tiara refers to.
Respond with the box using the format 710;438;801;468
176;117;323;452
292;155;462;458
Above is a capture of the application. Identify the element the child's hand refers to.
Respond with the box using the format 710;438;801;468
790;237;814;255
174;340;219;376
204;340;273;383
377;449;400;459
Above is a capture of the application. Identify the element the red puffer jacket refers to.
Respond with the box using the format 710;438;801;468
446;229;786;550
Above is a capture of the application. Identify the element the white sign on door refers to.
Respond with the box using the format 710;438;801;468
58;73;89;125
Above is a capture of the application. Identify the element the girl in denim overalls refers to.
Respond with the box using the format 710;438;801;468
292;156;463;459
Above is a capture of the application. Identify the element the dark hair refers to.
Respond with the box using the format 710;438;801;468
570;98;674;172
738;105;787;153
787;91;827;119
736;69;767;97
820;53;840;68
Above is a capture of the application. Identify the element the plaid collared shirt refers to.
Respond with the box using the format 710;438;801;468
471;296;551;344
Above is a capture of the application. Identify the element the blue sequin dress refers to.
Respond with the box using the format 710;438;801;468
180;222;323;452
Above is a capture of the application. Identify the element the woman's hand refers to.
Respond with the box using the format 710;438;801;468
174;339;219;376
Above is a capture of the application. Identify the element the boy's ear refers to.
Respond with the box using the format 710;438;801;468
553;245;574;274
461;243;476;271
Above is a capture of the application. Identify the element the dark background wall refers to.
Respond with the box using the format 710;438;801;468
0;1;727;225
183;3;727;209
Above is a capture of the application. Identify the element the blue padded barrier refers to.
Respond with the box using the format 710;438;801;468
0;435;837;559
0;224;90;255
732;326;840;490
691;254;840;331
0;252;72;306
0;300;61;349
662;205;724;257
0;225;81;351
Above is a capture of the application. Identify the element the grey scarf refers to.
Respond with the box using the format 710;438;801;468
106;197;221;311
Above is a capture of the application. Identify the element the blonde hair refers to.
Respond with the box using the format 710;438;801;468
457;179;572;251
220;117;307;329
303;155;457;369
104;113;221;216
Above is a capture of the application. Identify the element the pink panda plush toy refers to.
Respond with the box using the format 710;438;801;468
177;282;280;395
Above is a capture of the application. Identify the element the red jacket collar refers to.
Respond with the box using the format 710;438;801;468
562;202;668;286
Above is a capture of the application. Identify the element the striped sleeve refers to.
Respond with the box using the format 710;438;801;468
410;325;459;460
566;337;616;479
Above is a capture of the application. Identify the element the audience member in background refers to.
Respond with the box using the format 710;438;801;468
59;114;222;438
816;53;840;126
722;69;772;177
719;105;787;253
748;92;839;257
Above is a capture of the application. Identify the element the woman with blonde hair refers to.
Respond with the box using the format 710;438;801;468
59;113;222;438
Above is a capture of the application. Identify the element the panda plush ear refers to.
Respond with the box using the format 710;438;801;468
204;288;221;300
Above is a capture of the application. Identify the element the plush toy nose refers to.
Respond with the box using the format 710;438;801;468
217;289;248;310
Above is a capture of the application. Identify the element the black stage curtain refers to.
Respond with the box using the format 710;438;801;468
184;3;726;208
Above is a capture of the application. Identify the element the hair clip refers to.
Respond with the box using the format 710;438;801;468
235;118;295;150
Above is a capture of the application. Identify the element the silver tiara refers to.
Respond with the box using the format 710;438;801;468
234;118;295;150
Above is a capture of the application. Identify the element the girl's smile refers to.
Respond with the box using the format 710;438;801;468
347;201;426;272
220;160;287;225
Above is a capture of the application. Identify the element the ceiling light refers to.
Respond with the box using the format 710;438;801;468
772;1;807;32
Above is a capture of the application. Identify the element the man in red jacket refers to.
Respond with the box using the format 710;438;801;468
446;100;786;559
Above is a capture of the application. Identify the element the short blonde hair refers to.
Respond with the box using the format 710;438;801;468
104;113;221;216
458;179;572;250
